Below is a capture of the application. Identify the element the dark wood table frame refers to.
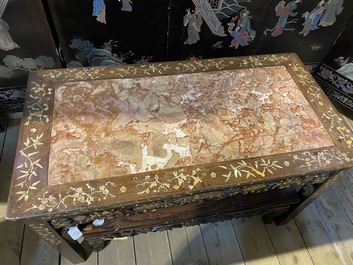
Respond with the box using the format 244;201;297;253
6;54;353;263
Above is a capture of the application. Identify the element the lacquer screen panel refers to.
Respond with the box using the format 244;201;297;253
166;0;271;61
47;0;169;66
0;0;61;88
254;0;353;65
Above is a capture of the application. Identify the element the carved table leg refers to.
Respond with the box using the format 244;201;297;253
276;170;347;225
25;220;92;264
85;236;109;252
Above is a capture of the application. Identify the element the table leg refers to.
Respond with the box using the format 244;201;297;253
25;220;92;264
276;169;347;225
0;112;7;133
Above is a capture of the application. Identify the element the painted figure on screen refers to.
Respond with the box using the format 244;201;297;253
264;0;301;37
180;0;257;52
121;0;132;12
319;0;344;27
264;0;344;38
92;0;107;24
299;0;326;36
228;9;255;49
92;0;132;24
183;6;203;45
299;0;344;36
0;18;19;51
0;0;19;51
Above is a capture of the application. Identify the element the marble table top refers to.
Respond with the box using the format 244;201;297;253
48;65;333;185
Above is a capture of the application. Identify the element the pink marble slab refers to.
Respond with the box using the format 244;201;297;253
48;66;334;185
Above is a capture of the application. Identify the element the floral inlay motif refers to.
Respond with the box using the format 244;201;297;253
134;168;204;195
220;159;283;182
24;82;52;125
133;158;287;195
290;63;313;86
322;107;353;148
307;85;324;105
15;133;44;202
38;54;294;82
26;182;117;212
238;54;290;68
42;67;107;81
28;223;62;246
14;81;52;202
293;150;352;169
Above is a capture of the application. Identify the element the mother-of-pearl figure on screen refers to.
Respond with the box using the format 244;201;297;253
0;0;19;51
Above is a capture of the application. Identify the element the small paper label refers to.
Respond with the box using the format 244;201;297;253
67;226;83;240
93;219;105;226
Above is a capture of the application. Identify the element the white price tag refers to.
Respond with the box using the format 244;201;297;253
93;219;105;226
67;226;83;240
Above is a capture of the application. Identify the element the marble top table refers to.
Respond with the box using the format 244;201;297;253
6;53;353;263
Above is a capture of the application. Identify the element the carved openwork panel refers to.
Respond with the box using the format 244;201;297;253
50;171;333;229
